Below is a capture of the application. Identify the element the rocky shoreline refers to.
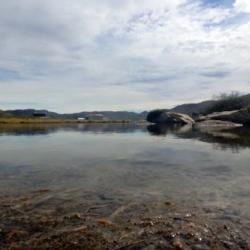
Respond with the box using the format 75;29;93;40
0;190;249;250
146;109;250;130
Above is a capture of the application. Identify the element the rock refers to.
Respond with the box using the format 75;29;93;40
147;110;195;125
196;109;250;126
97;218;113;226
196;110;240;122
168;112;195;125
173;237;187;250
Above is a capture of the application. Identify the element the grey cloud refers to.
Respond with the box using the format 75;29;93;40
200;70;231;78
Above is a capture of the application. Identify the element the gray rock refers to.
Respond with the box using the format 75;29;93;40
196;109;250;125
196;110;240;122
147;110;195;125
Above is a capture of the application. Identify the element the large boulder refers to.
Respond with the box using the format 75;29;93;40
196;110;240;121
146;110;195;125
196;108;250;126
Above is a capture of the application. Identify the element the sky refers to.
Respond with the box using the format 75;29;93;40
0;0;250;112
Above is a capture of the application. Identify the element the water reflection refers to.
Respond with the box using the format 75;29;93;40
0;123;250;225
0;124;146;136
147;124;185;136
1;123;250;152
147;124;250;152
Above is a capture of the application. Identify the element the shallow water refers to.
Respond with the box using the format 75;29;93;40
0;124;250;223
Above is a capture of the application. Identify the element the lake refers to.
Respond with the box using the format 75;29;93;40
0;123;250;226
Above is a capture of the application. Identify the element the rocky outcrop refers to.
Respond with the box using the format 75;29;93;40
196;108;250;126
197;110;240;121
147;108;250;127
147;110;195;125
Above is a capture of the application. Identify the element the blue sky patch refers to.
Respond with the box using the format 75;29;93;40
0;68;21;81
201;0;235;8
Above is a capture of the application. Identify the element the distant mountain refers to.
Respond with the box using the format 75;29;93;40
63;111;148;120
4;109;148;121
2;93;250;121
6;109;60;118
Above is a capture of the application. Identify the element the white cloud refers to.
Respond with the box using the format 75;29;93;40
235;0;250;13
0;0;250;112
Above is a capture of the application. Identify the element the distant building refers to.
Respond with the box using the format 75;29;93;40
85;114;105;121
33;112;47;118
77;117;86;121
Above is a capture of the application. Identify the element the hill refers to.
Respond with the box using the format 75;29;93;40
202;93;250;115
2;93;250;121
0;110;12;118
63;111;147;120
3;109;148;121
170;93;250;115
6;109;60;118
170;100;216;115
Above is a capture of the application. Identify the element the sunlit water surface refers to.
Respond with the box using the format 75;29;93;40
0;124;250;223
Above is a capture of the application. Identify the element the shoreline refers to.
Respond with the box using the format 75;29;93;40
0;190;249;249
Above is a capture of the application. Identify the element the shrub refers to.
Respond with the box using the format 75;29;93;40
204;91;245;114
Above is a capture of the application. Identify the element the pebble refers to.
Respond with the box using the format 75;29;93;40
173;237;187;250
97;218;113;226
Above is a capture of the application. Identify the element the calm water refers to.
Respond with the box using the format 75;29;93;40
1;124;250;222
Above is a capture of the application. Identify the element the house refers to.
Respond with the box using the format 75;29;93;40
77;117;86;121
85;114;106;121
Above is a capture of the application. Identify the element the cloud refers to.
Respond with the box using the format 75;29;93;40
199;68;232;78
235;0;250;13
0;0;250;112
